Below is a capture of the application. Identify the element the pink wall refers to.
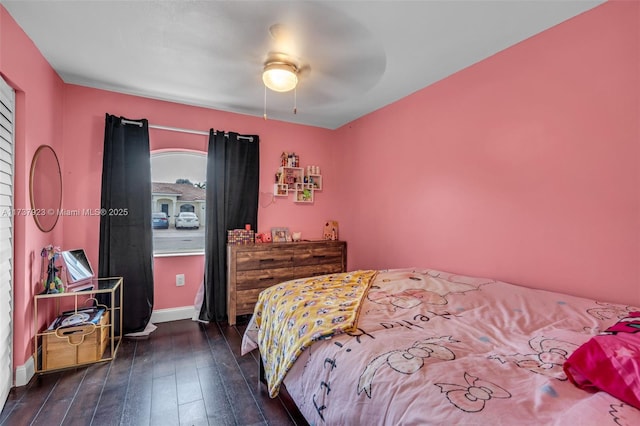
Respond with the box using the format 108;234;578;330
1;7;65;371
335;1;639;306
152;255;204;310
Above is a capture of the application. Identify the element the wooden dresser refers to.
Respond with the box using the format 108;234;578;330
226;240;347;325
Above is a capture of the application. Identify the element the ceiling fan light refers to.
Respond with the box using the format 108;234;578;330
263;62;298;92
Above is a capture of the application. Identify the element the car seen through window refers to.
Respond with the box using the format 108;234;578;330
152;212;169;229
175;212;200;229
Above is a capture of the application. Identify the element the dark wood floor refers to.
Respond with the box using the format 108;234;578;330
0;318;307;426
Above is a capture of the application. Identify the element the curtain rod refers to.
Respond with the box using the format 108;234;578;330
120;119;254;141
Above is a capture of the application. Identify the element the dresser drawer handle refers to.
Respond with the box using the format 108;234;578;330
260;258;275;262
312;255;326;258
259;276;274;281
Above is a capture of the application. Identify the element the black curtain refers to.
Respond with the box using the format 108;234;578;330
99;114;154;334
200;131;259;322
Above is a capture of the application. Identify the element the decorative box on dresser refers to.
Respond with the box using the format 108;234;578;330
227;240;346;325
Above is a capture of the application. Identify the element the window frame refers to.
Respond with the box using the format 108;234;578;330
150;150;207;257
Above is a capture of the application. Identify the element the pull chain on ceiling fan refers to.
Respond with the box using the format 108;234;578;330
263;83;298;120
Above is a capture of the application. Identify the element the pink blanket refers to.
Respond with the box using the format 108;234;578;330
243;268;640;425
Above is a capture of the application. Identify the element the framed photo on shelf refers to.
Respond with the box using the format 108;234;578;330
271;227;291;243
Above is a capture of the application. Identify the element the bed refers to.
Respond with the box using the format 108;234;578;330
241;268;640;425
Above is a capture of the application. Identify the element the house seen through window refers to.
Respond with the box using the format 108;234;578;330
151;151;206;255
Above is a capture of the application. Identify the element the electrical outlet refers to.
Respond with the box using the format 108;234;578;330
176;274;185;287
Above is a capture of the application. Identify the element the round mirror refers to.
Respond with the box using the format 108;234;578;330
29;145;62;232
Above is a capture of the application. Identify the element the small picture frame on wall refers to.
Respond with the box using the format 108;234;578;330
271;227;291;243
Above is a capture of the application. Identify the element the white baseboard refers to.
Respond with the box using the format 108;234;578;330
15;356;34;387
150;306;197;323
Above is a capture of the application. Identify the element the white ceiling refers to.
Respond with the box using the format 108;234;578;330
1;0;603;129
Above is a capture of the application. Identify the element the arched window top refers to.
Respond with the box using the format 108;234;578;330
151;151;206;187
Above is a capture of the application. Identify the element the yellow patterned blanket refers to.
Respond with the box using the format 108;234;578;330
254;270;377;397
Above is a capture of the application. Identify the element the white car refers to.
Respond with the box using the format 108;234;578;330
175;212;200;229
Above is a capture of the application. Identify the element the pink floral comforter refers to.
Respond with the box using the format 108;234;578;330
242;268;640;425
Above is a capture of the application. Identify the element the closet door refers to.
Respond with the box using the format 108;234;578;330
0;76;15;409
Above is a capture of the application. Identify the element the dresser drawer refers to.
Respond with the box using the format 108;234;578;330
294;245;344;267
235;267;294;291
236;249;294;271
294;263;344;279
236;289;271;315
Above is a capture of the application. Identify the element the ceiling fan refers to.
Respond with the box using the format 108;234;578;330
261;23;314;117
255;3;386;119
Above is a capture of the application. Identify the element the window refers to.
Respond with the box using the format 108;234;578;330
150;151;206;255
